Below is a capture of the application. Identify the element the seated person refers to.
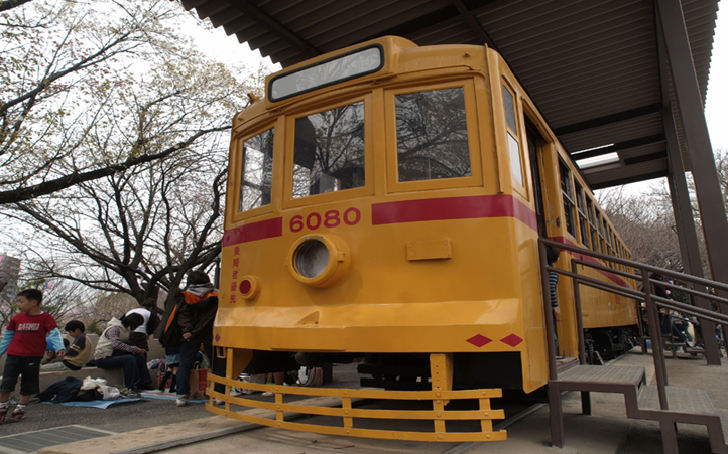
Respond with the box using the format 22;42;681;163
41;320;93;371
41;337;70;365
94;313;153;392
125;299;160;359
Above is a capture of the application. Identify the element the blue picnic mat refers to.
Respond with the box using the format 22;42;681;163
140;390;207;403
43;398;147;409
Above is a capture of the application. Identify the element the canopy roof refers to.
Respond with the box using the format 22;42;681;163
182;0;719;190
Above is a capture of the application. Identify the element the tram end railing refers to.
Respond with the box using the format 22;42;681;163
206;373;507;442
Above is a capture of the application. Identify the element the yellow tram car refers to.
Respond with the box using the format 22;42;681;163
208;36;637;441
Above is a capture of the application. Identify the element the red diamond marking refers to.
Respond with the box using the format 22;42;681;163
215;333;221;342
466;334;492;348
500;334;523;347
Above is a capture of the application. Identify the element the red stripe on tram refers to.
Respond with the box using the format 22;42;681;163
223;217;283;247
371;194;538;232
550;236;631;289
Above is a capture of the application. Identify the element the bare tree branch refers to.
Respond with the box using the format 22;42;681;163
0;125;230;204
0;0;33;13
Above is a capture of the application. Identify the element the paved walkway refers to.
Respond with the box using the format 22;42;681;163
16;349;728;454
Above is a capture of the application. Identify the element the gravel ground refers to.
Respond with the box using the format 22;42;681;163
0;396;212;437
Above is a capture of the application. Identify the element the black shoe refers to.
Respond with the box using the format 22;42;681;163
168;375;176;393
158;371;172;391
137;383;155;391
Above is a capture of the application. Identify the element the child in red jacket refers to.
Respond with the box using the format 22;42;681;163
0;289;66;423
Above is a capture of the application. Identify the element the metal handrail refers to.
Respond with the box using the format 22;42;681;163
539;238;728;412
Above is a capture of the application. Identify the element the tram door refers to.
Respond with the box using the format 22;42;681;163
525;120;547;238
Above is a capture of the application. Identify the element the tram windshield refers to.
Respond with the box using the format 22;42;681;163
395;87;471;182
292;102;366;198
240;128;274;212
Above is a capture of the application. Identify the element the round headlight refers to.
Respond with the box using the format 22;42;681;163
287;234;351;288
294;240;330;278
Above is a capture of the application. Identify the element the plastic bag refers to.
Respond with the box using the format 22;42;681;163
100;385;120;401
80;376;108;391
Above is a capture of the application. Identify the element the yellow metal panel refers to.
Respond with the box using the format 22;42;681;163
524;327;548;392
407;239;452;261
215;324;527;354
396;44;487;75
219;214;522;313
270;326;345;351
430;353;454;392
230;348;252;380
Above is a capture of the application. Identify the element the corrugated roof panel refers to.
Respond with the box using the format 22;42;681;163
588;159;669;188
486;1;652;56
560;114;663;152
409;21;479;45
208;8;244;29
306;1;452;50
620;142;666;160
181;0;207;10
513;30;656;79
193;0;230;19
278;0;375;44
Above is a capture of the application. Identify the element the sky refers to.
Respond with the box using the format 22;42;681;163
183;6;728;195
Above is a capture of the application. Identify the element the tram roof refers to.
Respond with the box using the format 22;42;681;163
182;0;719;190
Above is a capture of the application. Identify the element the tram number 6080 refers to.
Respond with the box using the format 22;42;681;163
289;208;361;233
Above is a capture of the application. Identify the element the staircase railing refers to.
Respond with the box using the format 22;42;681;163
538;237;728;411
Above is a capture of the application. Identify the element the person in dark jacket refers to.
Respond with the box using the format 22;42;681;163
174;270;223;407
156;291;186;392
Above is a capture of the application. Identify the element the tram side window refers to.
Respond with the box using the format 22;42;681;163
597;211;605;253
604;220;612;264
396;87;471;182
502;86;523;186
618;242;624;271
575;182;589;248
586;198;598;252
603;222;611;267
292;102;365;198
559;160;576;238
240;128;274;212
604;224;617;255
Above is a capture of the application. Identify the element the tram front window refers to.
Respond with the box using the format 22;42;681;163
395;87;470;182
240;128;274;212
292;102;366;198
